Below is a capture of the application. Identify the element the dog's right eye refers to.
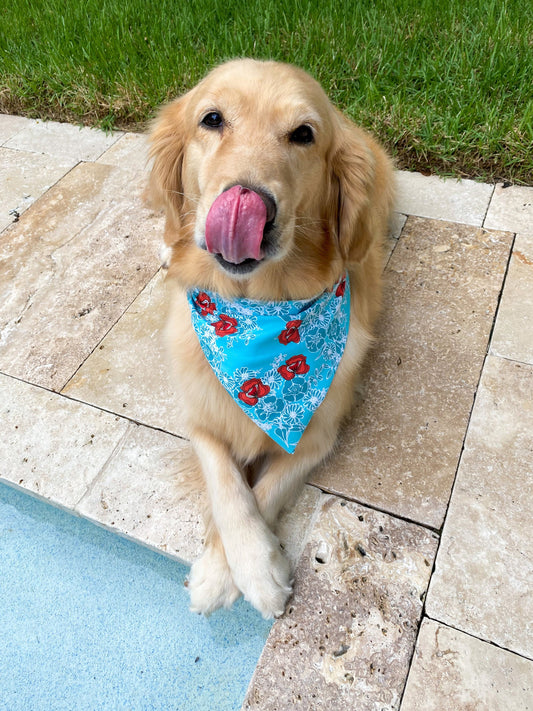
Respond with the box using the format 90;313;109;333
201;111;224;129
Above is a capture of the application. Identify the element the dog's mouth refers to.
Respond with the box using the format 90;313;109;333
204;184;277;274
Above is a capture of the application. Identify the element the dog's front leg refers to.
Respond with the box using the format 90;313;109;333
188;428;292;618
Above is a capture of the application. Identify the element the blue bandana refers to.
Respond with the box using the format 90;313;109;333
187;275;350;453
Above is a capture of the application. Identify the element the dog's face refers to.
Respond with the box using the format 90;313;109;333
183;60;336;276
149;59;376;292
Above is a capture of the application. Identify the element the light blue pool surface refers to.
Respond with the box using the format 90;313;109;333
0;481;272;711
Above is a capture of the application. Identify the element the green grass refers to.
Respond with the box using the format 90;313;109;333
1;0;532;183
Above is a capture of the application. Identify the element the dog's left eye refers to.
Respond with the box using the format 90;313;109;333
201;111;224;129
289;124;315;145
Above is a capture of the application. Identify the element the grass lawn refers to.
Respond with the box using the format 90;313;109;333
1;0;532;183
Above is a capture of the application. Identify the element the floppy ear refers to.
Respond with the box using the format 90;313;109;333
326;111;381;263
147;94;190;222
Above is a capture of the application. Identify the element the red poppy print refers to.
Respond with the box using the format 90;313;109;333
278;354;311;380
335;278;346;298
195;292;217;317
238;378;271;406
211;314;238;336
278;319;302;345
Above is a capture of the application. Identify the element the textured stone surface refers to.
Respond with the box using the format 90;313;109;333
0;147;76;231
76;432;322;568
75;423;204;563
0;114;33;143
4;118;121;161
395;171;494;226
62;270;186;435
491;234;533;365
244;496;438;710
0;372;128;508
484;183;533;234
401;619;533;711
426;356;533;658
0;161;163;390
97;131;150;173
312;217;513;529
277;484;322;569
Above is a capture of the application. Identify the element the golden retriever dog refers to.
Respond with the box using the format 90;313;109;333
148;58;394;618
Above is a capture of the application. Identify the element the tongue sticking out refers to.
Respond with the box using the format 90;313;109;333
205;185;267;264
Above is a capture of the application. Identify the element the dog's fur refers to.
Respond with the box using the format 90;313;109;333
148;59;394;617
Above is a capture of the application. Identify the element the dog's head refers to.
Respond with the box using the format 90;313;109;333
148;59;383;295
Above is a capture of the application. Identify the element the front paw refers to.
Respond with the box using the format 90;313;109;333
188;546;240;616
229;531;293;619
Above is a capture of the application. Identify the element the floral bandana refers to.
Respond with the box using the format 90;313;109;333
187;275;350;453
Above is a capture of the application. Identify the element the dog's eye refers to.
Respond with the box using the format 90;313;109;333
289;124;315;145
201;111;224;129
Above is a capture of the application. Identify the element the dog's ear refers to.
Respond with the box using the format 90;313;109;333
326;111;379;263
147;94;190;221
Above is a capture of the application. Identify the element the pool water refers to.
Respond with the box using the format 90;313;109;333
0;482;272;711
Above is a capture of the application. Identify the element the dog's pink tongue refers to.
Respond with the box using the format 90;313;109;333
205;185;267;264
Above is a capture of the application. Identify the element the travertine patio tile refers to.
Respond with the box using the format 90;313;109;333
390;212;407;240
491;234;533;365
395;171;494;226
0;372;129;508
485;183;533;234
75;423;203;563
426;356;533;658
4;118;122;162
0;161;163;390
277;485;322;569
401;619;533;711
97;131;150;173
0;147;75;231
0;115;33;144
244;496;438;710
76;424;322;567
62;270;186;436
312;217;513;529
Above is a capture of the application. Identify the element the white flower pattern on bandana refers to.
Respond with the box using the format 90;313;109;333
187;275;350;453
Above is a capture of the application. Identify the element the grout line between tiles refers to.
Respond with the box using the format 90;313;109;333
0;368;189;442
488;352;533;368
485;232;518;351
308;481;441;534
481;182;497;228
423;614;533;663
430;230;517;537
59;265;162;393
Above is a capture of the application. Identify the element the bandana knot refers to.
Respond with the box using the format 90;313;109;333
187;275;350;453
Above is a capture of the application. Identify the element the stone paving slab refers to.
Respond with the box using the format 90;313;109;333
426;355;533;659
97;131;150;174
312;217;513;529
0;373;129;508
62;270;187;436
243;496;438;710
395;171;494;226
484;183;533;235
4;118;122;162
0;147;76;231
0;114;33;143
0;161;163;391
400;618;533;711
75;423;204;564
491;233;533;365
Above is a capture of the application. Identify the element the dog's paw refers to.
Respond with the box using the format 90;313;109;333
188;546;240;616
229;531;293;619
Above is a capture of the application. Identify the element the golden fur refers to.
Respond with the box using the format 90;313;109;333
148;59;394;617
